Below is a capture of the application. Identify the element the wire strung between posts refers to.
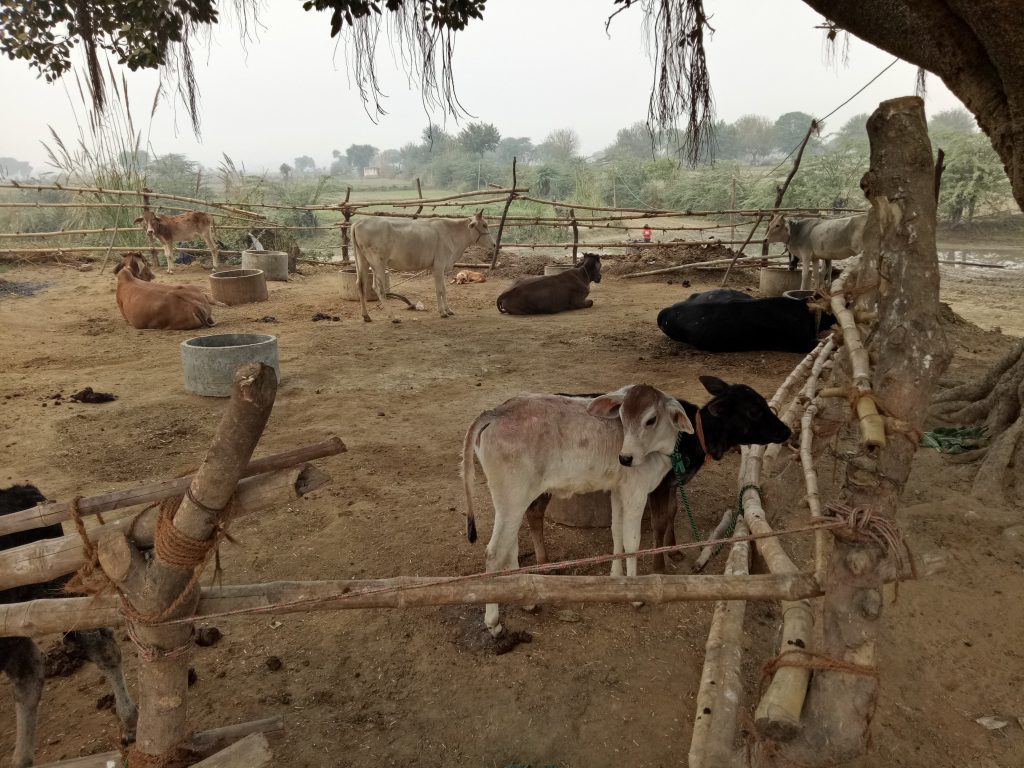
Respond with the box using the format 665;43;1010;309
151;518;856;628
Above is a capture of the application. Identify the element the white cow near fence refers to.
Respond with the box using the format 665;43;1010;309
351;212;494;322
766;213;867;290
461;385;694;637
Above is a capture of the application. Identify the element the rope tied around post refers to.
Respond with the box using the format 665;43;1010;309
818;501;917;580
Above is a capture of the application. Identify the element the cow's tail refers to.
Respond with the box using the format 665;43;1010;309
461;410;495;543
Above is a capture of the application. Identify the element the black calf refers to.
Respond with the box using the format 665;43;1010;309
1;485;137;768
657;288;835;353
533;376;790;572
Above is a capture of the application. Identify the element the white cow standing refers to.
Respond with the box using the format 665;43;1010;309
351;212;494;322
461;385;694;637
766;213;867;290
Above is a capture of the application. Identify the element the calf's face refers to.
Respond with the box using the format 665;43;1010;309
133;211;162;237
589;385;694;466
112;253;155;281
699;375;791;458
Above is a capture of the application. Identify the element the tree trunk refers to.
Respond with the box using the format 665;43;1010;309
768;96;950;766
98;363;278;763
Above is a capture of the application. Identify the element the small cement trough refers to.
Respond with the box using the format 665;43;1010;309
544;263;575;276
210;268;268;305
181;333;280;397
339;267;389;301
241;250;289;281
547;492;612;528
759;265;803;296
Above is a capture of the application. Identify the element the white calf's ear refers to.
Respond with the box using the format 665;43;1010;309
667;400;695;434
588;392;626;419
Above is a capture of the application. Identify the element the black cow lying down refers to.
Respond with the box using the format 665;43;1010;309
657;289;835;353
496;253;602;315
1;485;137;768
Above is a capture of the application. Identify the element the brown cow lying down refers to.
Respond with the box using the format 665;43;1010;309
113;252;216;330
496;253;602;315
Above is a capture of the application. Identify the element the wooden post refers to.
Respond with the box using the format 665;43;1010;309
413;177;424;219
340;187;352;264
489;157;518;271
760;120;819;257
98;363;278;763
570;208;579;264
772;96;951;766
730;175;737;242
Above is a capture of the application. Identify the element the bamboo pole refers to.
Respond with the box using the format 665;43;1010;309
721;214;768;286
829;259;887;449
740;444;816;741
0;201;271;225
0;554;947;638
763;342;831;473
347;187;526;209
0;223;339;238
0;573;818;636
569;209;579;263
33;717;284;768
1;246;246;257
516;195;865;217
0;465;329;592
689;516;750;768
0;437;346;537
797;339;837;576
623;254;787;279
0;182;264;220
490;157;518;270
413;177;424;219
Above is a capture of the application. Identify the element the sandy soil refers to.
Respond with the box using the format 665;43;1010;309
1;254;1023;767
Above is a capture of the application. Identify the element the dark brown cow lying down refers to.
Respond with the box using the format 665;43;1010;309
496;253;602;315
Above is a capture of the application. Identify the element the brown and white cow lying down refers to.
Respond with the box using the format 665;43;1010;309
462;384;694;637
133;209;220;274
113;252;216;330
766;213;866;290
496;253;602;315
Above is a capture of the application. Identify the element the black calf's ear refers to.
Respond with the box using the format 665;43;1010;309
699;375;729;396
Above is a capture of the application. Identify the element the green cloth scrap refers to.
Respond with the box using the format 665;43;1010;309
919;425;987;454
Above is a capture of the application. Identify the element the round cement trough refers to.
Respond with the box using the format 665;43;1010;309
547;492;612;528
759;266;803;296
339;267;388;301
181;333;280;397
544;263;575;276
241;250;289;281
209;268;268;305
783;289;816;301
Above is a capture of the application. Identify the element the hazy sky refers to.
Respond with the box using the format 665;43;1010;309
1;0;967;172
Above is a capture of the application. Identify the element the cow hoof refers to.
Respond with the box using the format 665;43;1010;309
391;318;402;324
631;601;646;610
487;623;504;638
362;315;372;323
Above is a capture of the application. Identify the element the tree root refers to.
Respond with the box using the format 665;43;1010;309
930;343;1024;500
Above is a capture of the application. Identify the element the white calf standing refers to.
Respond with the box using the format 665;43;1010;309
461;385;694;637
766;213;867;290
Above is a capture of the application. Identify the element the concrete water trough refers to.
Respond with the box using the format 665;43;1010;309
544;263;575;276
209;268;268;305
759;265;803;296
241;250;289;281
339;267;389;301
181;333;280;397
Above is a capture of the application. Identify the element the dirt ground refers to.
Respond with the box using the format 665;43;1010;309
1;252;1023;768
